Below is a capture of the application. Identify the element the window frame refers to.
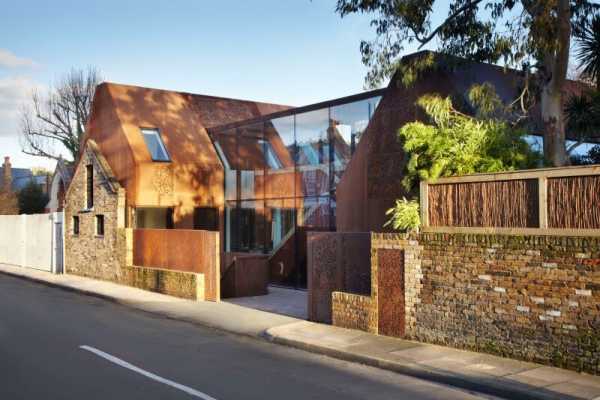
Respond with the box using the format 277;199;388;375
86;164;94;209
140;127;171;162
95;214;105;237
72;216;80;236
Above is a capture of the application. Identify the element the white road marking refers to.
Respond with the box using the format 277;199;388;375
79;345;218;400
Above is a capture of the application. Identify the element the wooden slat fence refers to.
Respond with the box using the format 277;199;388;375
420;165;600;235
133;229;220;301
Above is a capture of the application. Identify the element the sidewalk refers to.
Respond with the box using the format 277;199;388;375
2;263;600;400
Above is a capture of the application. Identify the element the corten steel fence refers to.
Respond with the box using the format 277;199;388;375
420;165;600;235
133;229;220;301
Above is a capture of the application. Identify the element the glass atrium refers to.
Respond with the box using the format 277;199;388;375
210;90;383;287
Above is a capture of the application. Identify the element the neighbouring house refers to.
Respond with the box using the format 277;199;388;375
0;156;51;215
46;158;74;213
64;51;596;298
0;157;19;214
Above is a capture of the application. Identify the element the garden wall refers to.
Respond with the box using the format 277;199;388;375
333;232;600;374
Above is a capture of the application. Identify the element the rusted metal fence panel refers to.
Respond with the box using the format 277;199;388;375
133;229;220;301
420;165;600;235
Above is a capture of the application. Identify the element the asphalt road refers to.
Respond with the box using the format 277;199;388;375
0;274;496;400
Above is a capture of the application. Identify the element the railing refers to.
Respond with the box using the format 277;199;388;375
419;165;600;236
133;229;220;301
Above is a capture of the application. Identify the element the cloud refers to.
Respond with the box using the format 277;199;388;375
0;49;36;69
0;76;41;137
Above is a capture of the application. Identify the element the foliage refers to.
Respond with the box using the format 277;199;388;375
20;67;101;161
565;90;600;149
399;94;542;192
574;15;600;89
571;145;600;165
335;0;599;166
335;0;596;88
385;197;421;232
18;180;49;215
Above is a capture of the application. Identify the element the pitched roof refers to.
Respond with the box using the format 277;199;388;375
0;167;34;192
86;82;292;174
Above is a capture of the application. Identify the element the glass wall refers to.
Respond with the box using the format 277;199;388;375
212;93;382;287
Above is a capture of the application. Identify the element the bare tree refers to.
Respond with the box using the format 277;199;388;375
20;67;101;161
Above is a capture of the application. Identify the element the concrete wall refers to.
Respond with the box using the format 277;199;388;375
0;212;63;273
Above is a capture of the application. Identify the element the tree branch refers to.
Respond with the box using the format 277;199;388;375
416;0;486;49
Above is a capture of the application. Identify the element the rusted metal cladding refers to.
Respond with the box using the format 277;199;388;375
428;179;539;228
548;175;600;229
377;249;405;338
306;232;371;323
133;228;219;301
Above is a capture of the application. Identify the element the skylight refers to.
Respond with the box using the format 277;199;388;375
141;128;170;161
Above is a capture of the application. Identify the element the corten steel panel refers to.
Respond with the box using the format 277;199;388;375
428;179;539;228
133;228;219;301
307;232;371;323
336;52;592;234
377;249;405;338
85;82;289;223
221;254;269;298
548;175;600;229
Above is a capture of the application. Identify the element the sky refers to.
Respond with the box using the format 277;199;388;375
0;0;427;170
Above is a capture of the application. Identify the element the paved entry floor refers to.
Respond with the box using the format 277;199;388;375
226;285;308;319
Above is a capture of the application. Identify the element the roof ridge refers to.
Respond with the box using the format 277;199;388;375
101;81;293;108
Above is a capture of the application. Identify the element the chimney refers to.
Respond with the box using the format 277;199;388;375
2;157;11;193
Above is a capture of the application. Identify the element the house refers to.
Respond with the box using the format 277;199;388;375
0;157;19;214
0;156;51;214
46;158;74;212
64;83;291;288
64;51;594;297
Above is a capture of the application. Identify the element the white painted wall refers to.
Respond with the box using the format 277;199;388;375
0;212;63;273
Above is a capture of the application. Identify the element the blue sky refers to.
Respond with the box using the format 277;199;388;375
1;0;429;170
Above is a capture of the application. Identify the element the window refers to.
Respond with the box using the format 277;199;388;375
86;164;93;209
135;207;174;229
141;128;170;161
193;207;218;231
258;139;282;169
72;216;80;235
95;215;104;236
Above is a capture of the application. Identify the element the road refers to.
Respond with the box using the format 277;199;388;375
0;274;495;400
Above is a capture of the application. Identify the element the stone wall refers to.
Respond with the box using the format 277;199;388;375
332;292;374;332
120;265;204;300
64;145;127;282
332;232;600;374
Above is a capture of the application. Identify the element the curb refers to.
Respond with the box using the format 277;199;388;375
263;333;576;400
0;270;579;400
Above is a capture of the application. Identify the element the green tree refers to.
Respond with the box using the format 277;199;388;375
18;181;49;215
399;94;542;192
385;93;542;231
574;15;600;90
336;0;599;166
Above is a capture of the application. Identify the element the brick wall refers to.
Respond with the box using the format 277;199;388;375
332;232;600;374
332;292;374;332
64;146;127;282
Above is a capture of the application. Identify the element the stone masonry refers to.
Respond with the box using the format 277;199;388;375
64;142;126;282
332;232;600;374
